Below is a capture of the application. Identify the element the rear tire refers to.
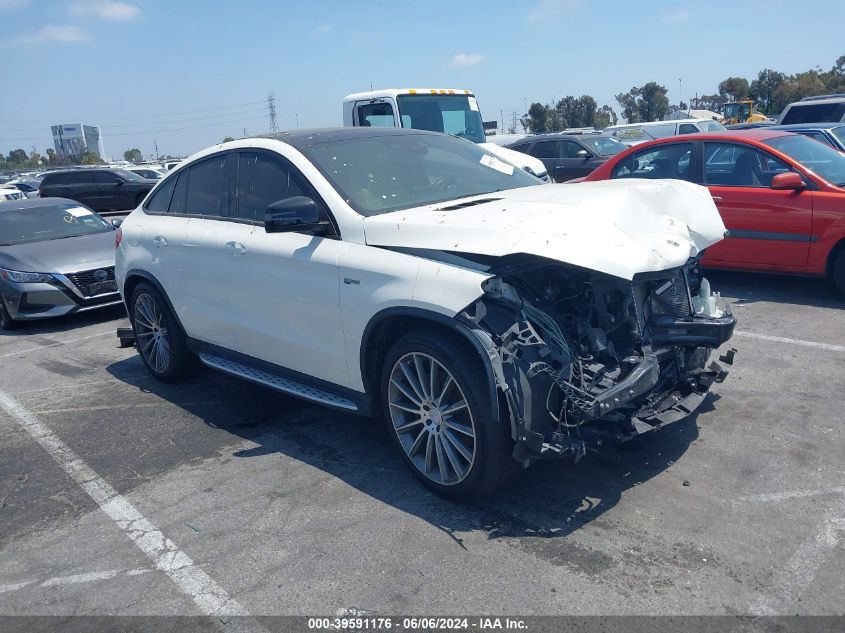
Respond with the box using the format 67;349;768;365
380;329;515;500
833;250;845;296
129;282;199;382
0;298;18;331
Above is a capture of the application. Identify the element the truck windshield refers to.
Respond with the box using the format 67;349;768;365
303;132;539;216
396;94;485;143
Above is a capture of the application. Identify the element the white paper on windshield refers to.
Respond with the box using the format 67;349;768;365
480;154;514;176
67;206;93;217
468;97;479;111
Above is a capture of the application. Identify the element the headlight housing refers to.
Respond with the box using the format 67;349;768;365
0;268;54;283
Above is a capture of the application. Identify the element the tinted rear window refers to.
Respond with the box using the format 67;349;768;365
185;154;229;216
781;102;845;125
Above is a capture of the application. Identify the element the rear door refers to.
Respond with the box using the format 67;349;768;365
93;170;123;209
701;141;812;268
526;140;561;181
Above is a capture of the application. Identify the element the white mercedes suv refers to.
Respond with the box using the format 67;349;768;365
116;128;736;498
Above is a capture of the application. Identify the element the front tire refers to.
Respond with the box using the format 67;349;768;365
380;329;515;499
130;283;198;382
0;298;18;331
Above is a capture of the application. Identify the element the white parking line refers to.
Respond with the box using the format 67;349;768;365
749;496;845;615
0;581;35;595
1;568;152;596
737;487;845;503
0;330;115;360
0;387;248;617
734;330;845;353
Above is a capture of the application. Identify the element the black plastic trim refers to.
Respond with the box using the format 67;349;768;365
187;338;373;415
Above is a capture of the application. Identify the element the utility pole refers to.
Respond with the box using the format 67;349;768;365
243;128;248;137
154;140;159;162
267;91;279;133
295;114;299;129
500;109;504;134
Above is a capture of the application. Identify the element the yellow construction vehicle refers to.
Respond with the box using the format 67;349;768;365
721;100;768;125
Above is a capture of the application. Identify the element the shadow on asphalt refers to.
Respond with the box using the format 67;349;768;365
0;304;126;340
107;355;705;552
705;269;843;309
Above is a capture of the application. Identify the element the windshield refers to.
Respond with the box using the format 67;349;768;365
113;169;143;181
765;134;845;187
580;136;627;156
304;133;539;216
831;126;845;147
0;202;112;246
396;94;485;144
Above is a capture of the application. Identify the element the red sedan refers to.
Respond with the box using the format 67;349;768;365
582;130;845;293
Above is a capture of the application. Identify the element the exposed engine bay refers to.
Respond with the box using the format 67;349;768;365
458;254;737;463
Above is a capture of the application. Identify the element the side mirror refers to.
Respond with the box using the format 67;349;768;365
576;149;590;159
110;218;123;228
264;196;326;234
770;172;805;191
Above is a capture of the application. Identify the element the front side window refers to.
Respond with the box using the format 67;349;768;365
611;143;693;180
560;141;586;158
184;154;229;217
0;202;111;246
797;131;835;148
303;133;538;216
678;124;698;135
764;134;845;186
830;126;845;147
94;171;121;184
703;142;790;187
357;102;396;128
236;152;307;221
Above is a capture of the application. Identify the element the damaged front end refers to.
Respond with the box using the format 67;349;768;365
457;255;737;464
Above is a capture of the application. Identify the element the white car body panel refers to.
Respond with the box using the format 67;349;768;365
362;179;726;281
478;143;547;179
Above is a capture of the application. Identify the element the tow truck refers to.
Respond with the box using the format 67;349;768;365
343;88;550;182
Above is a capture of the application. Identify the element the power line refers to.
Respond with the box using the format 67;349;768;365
267;92;279;134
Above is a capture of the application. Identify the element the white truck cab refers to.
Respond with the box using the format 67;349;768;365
343;88;550;181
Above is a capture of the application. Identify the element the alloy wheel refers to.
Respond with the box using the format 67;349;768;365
387;352;477;486
133;293;171;373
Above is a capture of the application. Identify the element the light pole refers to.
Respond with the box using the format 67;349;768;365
679;78;683;108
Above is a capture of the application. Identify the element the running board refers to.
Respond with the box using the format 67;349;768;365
198;353;359;411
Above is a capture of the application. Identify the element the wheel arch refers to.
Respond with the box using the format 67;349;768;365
825;235;845;278
122;269;188;337
360;307;501;424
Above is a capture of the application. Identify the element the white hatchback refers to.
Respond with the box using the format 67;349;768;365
116;128;736;498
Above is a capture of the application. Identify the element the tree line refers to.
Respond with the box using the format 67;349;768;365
522;53;844;133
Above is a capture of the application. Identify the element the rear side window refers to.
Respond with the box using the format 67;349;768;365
529;141;559;159
169;170;188;214
144;176;177;213
235;151;307;221
611;143;694;181
185;154;229;217
64;172;88;184
781;102;845;124
42;173;69;186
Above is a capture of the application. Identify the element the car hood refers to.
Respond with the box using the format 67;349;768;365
362;179;727;280
0;230;116;274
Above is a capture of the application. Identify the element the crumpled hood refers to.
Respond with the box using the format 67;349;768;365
363;179;727;280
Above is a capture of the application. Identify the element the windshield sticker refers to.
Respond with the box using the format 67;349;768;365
480;154;514;176
66;206;93;218
468;97;479;112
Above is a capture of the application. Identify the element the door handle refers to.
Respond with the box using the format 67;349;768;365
152;235;168;248
711;196;723;203
224;241;246;256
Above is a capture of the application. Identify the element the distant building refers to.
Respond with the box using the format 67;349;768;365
664;109;721;121
51;124;105;161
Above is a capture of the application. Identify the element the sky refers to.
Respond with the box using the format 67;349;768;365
1;0;843;162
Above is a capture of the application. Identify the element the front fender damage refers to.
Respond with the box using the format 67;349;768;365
455;257;736;465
